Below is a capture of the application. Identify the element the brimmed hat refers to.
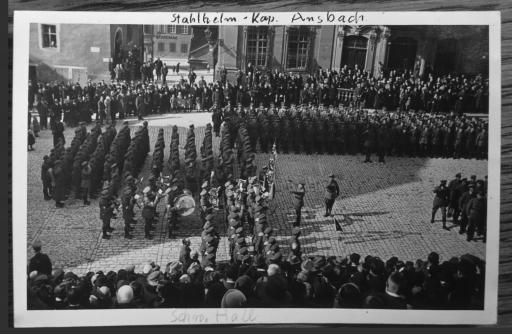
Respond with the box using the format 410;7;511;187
301;258;314;272
147;271;163;286
312;256;326;271
288;255;301;266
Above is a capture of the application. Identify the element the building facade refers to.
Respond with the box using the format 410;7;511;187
29;23;142;84
29;23;143;85
216;25;488;80
143;25;193;66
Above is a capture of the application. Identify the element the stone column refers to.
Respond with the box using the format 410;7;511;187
331;26;346;70
267;27;275;69
364;29;378;75
374;27;391;77
241;26;248;70
216;26;240;81
282;26;290;70
417;37;435;77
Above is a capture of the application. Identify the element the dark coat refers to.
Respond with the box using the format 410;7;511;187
325;179;340;200
28;252;52;275
291;188;305;210
433;185;449;207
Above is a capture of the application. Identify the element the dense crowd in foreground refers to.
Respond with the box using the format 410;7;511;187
28;241;485;310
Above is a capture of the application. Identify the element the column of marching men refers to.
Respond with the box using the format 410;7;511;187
98;121;143;239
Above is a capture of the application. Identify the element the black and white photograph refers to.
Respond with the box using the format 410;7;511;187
11;11;501;326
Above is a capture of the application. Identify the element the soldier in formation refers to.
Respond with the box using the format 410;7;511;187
218;103;487;161
432;173;487;242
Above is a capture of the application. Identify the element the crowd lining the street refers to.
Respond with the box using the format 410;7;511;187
28;242;485;310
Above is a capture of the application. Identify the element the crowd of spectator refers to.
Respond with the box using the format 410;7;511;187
27;64;488;131
28;239;484;310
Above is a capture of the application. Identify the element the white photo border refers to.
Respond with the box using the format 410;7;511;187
12;10;501;327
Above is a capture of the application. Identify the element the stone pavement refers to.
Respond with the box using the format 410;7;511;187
26;112;487;275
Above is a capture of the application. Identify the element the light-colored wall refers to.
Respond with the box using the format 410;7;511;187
29;23;112;83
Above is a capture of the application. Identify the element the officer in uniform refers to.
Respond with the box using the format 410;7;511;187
80;160;92;205
51;159;66;208
41;155;53;200
447;173;462;223
290;182;306;227
99;189;114;239
466;191;487;242
431;180;449;230
458;183;475;235
142;188;158;240
121;186;137;239
363;123;375;163
324;173;340;217
211;103;223;137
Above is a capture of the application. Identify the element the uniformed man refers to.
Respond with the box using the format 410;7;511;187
121;187;137;239
447;173;462;223
211;103;223;137
179;238;193;271
290;182;306;227
80;160;92;205
41;155;53;200
51;159;66;208
362;124;375;163
324;173;340;217
431;180;449;230
142;188;158;240
458;182;474;235
165;182;180;237
99;189;114;239
466;191;487;242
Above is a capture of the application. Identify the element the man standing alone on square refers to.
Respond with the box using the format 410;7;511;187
290;182;306;227
431;180;449;230
324;174;340;217
28;240;52;276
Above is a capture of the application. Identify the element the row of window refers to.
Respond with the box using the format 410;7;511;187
41;24;57;48
157;42;188;53
144;25;189;35
246;27;311;70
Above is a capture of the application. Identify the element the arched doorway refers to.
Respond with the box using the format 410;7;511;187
387;37;418;71
113;28;123;66
341;36;368;69
434;38;458;75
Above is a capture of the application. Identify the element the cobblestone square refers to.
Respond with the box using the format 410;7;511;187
26;113;487;274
